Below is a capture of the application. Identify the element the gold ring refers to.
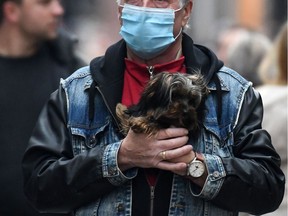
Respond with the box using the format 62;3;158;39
161;151;166;160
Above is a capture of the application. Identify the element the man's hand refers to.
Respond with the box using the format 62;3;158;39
118;128;191;173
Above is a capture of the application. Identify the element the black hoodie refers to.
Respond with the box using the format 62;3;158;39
89;33;223;125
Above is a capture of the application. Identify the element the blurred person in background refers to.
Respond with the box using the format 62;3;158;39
239;21;287;216
256;22;287;216
22;0;284;215
0;0;84;215
217;25;271;87
62;0;121;60
217;25;245;64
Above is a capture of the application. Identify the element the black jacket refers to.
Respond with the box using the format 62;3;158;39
22;34;285;215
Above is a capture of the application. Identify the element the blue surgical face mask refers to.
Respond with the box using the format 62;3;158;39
119;4;182;60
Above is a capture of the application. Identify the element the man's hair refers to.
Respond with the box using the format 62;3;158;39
180;0;190;7
0;0;21;23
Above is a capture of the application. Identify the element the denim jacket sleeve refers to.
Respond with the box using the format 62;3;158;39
103;140;137;185
22;86;136;213
189;154;226;199
193;86;285;215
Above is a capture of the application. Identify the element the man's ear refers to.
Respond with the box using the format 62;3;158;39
182;0;193;27
3;1;21;23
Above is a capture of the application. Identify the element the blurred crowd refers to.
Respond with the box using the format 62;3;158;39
238;22;288;216
0;0;286;215
61;0;287;63
62;0;120;61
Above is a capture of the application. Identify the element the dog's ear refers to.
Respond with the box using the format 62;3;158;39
116;103;127;118
116;103;131;135
185;74;210;108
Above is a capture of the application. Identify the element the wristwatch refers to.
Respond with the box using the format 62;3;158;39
187;151;205;178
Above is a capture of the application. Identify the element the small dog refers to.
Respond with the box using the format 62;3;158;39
116;72;209;136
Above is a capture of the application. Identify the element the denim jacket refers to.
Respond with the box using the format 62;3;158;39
23;35;284;216
60;65;259;215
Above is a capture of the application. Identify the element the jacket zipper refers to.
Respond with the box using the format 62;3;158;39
145;169;159;216
150;185;155;216
147;66;155;79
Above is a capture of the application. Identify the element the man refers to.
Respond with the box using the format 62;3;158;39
0;0;84;215
22;0;285;215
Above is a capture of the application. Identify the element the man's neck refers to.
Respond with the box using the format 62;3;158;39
0;27;40;58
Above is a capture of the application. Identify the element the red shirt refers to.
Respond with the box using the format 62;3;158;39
121;56;186;107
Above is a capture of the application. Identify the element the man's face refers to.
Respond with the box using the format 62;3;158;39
118;0;192;38
16;0;64;41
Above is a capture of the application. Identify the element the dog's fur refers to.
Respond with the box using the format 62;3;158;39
116;72;209;136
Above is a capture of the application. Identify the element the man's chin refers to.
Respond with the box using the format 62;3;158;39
50;30;60;38
43;32;59;41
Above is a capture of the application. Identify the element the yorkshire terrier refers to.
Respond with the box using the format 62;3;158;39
116;72;209;136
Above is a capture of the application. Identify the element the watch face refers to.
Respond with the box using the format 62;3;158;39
188;161;205;178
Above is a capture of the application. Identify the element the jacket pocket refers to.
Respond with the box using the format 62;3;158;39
202;122;234;158
70;120;110;156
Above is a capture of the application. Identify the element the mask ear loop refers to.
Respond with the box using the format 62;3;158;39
174;6;183;13
173;2;189;39
174;27;183;40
